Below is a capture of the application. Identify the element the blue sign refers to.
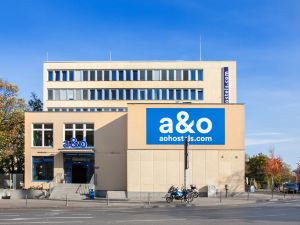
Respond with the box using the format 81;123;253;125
63;138;87;148
223;67;229;103
146;108;225;145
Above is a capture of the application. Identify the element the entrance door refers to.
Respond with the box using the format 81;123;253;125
72;164;87;183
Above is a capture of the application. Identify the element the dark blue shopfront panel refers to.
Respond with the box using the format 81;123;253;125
146;108;225;145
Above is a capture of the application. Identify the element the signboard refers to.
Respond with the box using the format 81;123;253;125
146;108;225;145
223;67;229;103
63;138;87;148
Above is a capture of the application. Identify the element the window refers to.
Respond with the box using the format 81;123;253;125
169;89;174;100
183;89;189;100
55;71;60;81
133;70;138;81
48;90;53;100
75;71;82;81
161;70;167;81
119;71;124;81
175;70;181;80
54;89;60;100
32;156;54;181
153;70;160;81
148;89;153;100
140;70;146;80
62;71;67;81
133;89;138;100
90;71;95;81
60;90;67;100
32;124;53;147
83;90;88;100
69;71;74;81
119;89;124;100
48;71;53;81
183;70;189;80
75;90;82;100
169;70;175;81
162;89;167;100
147;70;153;81
198;90;203;100
111;90;117;100
190;70;196;80
104;89;109;100
97;70;102;81
197;70;203;80
125;89;131;100
104;70;110;81
125;70;131;80
97;89;102;100
67;90;74;100
176;90;181;100
83;70;88;81
140;89;146;100
112;70;117;81
90;90;95;100
64;124;94;147
154;89;160;100
191;90;196;100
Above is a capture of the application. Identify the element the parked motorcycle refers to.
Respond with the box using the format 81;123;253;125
165;185;194;203
190;184;200;198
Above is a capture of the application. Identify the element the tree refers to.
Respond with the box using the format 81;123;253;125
265;150;283;189
246;153;269;189
27;92;43;111
0;79;26;173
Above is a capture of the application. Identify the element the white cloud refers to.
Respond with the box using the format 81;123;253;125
246;137;297;146
247;132;282;137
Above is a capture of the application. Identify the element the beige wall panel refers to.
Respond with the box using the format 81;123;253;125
127;151;141;192
190;151;206;186
153;151;167;191
205;151;219;187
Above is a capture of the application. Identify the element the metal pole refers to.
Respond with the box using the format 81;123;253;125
25;193;28;207
148;192;150;205
220;191;222;203
271;176;274;199
66;194;68;207
184;137;189;190
247;186;250;201
106;194;109;206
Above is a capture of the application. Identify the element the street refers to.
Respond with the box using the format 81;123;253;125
0;200;299;225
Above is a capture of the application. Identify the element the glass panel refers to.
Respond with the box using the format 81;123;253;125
86;130;94;147
48;71;53;81
62;71;67;81
133;70;138;80
60;90;67;100
75;130;83;141
125;70;131;80
183;70;189;80
111;90;116;100
55;71;60;81
65;123;73;129
147;70;152;80
125;89;131;100
169;70;175;80
44;130;53;147
112;70;117;81
176;90;181;100
154;89;160;100
119;70;124;81
161;70;167;81
97;89;102;100
90;71;95;81
198;90;203;100
148;89;153;100
54;90;60;100
83;90;88;100
33;130;42;146
140;90;145;100
48;90;53;100
169;89;174;100
152;70;160;80
65;130;73;140
97;70;102;81
104;70;110;81
67;90;74;100
69;71;74;81
44;124;53;129
197;70;203;80
75;71;82;81
191;90;196;100
83;70;88;81
190;70;196;80
90;90;95;100
140;70;146;80
75;90;82;100
133;89;138;100
162;89;167;100
76;124;83;129
176;70;181;80
183;89;189;100
33;124;42;129
104;90;109;100
119;89;124;100
32;157;53;181
86;124;94;129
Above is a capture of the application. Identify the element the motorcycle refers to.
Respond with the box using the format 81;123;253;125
165;185;194;203
190;184;200;198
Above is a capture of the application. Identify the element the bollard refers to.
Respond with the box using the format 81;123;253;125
225;185;228;198
283;189;286;199
247;188;250;201
106;195;109;206
147;192;150;205
219;191;222;203
25;193;28;207
66;194;68;207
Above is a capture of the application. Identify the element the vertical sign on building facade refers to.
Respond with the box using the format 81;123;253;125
223;67;229;103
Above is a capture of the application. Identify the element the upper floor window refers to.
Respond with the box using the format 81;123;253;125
55;71;60;81
64;123;94;147
32;124;53;147
69;71;74;81
62;71;67;81
48;71;53;81
198;70;203;81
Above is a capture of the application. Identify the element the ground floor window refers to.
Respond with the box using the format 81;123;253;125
32;156;54;181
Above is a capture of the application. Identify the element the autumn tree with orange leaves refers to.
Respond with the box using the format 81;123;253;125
265;149;283;189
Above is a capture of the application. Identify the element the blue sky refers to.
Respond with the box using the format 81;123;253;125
0;0;299;168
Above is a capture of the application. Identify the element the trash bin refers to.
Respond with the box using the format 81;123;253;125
89;188;95;200
250;185;256;193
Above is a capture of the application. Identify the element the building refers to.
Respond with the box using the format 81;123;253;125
24;61;244;198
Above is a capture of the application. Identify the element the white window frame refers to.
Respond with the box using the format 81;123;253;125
32;123;53;148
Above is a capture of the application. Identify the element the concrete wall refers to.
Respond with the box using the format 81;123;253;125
127;103;245;194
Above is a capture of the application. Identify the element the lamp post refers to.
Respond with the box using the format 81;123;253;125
184;137;189;190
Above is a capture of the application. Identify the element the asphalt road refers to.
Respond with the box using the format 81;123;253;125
0;200;300;225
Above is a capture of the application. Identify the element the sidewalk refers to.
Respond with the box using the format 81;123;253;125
0;191;298;209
